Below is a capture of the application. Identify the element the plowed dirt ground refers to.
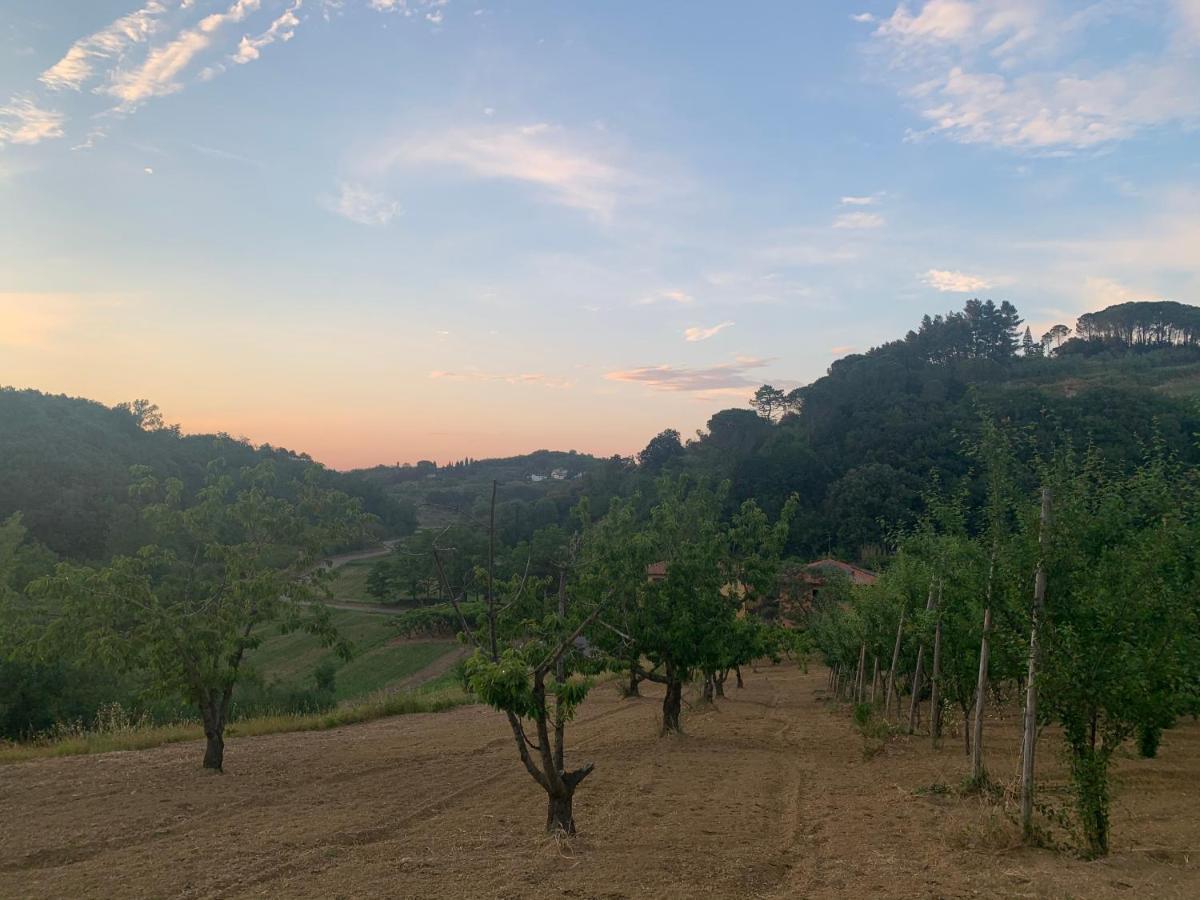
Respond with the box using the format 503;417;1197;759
3;665;1198;899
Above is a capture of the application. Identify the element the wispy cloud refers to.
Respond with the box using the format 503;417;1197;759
683;321;734;342
923;268;991;292
605;356;770;394
833;211;885;229
104;0;263;110
370;123;635;219
840;195;877;206
429;370;571;388
0;96;64;146
637;289;693;305
233;1;302;64
370;0;448;13
40;0;171;91
326;182;400;225
868;0;1200;152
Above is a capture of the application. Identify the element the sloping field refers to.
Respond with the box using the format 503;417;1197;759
247;608;457;702
2;665;1197;899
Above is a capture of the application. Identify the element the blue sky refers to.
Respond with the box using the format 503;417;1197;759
2;1;1199;468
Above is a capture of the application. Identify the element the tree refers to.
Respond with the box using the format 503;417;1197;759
626;478;731;733
637;429;685;474
750;384;787;422
116;398;170;432
33;461;366;771
1041;324;1071;351
1021;327;1043;357
1035;449;1199;856
451;488;627;834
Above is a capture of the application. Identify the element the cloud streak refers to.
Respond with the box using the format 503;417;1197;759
605;356;770;394
373;123;634;219
0;96;64;146
104;0;262;110
637;289;693;305
683;321;734;342
923;268;991;292
429;370;572;388
39;0;171;91
833;211;885;229
234;1;302;64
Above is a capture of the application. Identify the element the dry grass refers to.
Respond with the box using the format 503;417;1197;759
0;686;473;765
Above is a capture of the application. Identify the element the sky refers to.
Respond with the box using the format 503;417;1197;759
1;1;1199;469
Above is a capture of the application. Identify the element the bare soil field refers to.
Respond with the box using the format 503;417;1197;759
2;665;1198;899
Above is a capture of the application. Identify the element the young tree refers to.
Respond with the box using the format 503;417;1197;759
629;478;732;733
1036;450;1199;856
454;491;636;834
33;461;365;771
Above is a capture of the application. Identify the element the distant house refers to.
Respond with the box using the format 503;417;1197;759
772;558;877;624
644;556;875;625
529;474;547;483
550;468;569;480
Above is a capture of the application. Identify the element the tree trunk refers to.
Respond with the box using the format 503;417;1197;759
200;700;225;772
735;665;744;688
662;668;683;735
715;671;726;698
701;673;715;703
930;584;944;744
885;610;905;719
546;789;576;835
627;663;641;697
870;657;880;705
1021;487;1052;843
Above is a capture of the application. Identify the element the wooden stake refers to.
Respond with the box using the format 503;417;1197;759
930;580;944;744
870;656;880;705
907;581;936;734
1021;487;1052;842
856;642;867;703
884;609;905;719
971;549;996;781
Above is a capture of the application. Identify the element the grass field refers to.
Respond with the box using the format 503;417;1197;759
248;607;458;703
327;558;382;604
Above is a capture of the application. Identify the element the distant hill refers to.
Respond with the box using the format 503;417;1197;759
350;450;605;529
0;389;416;561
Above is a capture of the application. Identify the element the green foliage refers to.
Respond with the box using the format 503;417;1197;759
811;421;1200;858
26;459;367;766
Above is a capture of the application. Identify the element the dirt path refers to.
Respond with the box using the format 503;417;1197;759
2;666;1198;898
323;540;397;571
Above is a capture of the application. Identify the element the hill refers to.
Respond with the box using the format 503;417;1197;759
634;301;1200;562
0;388;417;561
350;449;603;529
